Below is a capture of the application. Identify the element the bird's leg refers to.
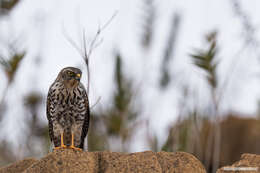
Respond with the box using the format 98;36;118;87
68;133;82;151
54;132;67;150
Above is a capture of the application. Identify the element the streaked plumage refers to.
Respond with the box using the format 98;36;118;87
46;67;89;150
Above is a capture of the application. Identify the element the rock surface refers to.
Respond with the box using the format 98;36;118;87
217;153;260;173
0;158;38;173
0;150;206;173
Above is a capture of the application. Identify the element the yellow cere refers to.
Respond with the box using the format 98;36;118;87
76;73;81;77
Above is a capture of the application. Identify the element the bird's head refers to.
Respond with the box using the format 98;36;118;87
57;67;82;89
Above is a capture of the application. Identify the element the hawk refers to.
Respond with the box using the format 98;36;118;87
46;67;90;151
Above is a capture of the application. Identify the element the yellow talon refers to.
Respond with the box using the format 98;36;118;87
68;146;82;151
54;145;67;150
68;133;82;151
54;132;67;150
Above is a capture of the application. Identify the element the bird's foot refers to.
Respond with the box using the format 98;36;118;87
68;145;82;151
54;144;67;150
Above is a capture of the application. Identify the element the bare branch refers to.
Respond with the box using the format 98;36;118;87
87;11;118;59
99;11;118;34
63;11;118;96
62;26;84;58
90;96;102;110
82;29;88;65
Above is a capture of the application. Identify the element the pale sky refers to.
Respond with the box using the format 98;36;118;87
1;0;260;151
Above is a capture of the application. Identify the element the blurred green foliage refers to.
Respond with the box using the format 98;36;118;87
191;32;218;89
0;0;20;14
160;13;181;88
140;0;155;48
0;51;26;83
88;53;139;152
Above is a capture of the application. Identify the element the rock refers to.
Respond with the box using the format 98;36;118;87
24;149;98;173
0;150;206;173
217;153;260;173
0;158;38;173
156;151;206;173
103;151;162;173
96;151;126;173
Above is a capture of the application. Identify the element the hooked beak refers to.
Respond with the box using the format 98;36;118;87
75;73;81;81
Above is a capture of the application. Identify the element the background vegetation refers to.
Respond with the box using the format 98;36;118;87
1;1;260;173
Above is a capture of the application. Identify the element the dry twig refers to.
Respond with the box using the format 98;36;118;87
63;12;117;108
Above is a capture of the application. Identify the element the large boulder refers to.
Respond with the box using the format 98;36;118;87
0;149;206;173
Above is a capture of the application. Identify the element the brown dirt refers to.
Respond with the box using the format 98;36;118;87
0;149;206;173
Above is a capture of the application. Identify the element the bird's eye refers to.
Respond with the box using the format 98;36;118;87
67;71;73;76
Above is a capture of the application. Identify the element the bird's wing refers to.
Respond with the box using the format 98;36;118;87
80;84;90;149
46;84;55;142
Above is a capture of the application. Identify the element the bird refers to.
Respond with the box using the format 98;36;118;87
46;67;90;151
